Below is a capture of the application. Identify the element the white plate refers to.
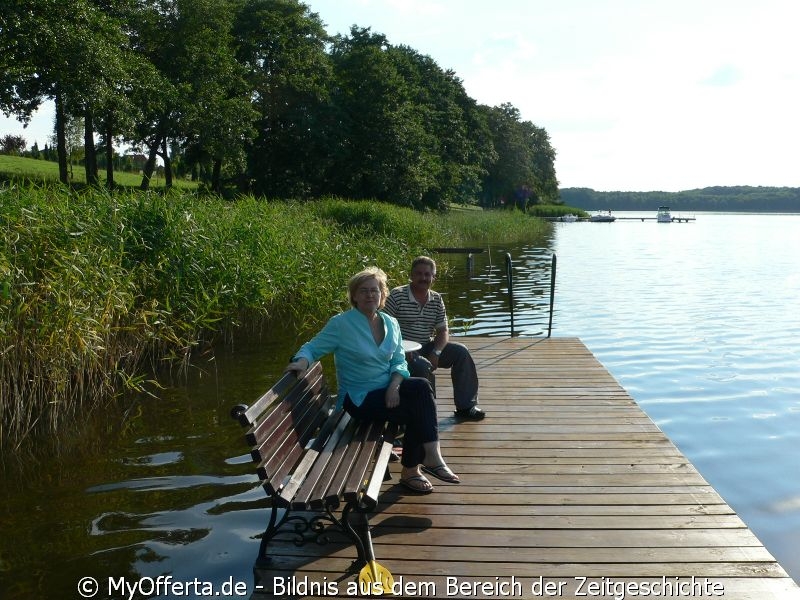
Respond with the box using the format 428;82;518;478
401;340;422;353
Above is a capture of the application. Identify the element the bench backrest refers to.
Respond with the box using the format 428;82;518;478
233;362;332;493
231;362;394;511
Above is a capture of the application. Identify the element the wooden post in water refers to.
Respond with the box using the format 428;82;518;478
548;254;557;337
505;253;515;336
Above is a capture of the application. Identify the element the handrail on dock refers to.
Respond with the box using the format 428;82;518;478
432;247;558;339
505;253;515;336
505;252;557;338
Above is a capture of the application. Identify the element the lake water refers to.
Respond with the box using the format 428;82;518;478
1;212;798;598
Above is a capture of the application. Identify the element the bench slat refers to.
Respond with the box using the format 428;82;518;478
363;440;395;510
306;418;362;510
343;422;394;505
314;419;374;510
256;400;331;494
288;411;353;509
255;380;329;457
251;391;320;466
246;366;325;449
238;362;322;427
277;408;349;503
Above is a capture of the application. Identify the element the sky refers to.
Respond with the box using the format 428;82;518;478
2;0;799;192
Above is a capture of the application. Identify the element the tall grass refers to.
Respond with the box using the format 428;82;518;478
0;185;550;446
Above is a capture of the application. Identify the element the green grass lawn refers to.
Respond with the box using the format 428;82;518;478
0;154;198;189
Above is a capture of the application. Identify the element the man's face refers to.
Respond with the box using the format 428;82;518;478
410;263;436;292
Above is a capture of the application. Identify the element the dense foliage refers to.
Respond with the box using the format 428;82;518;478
0;0;558;208
0;183;550;445
560;186;800;212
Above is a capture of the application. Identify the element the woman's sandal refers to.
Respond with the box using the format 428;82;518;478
399;475;434;494
421;464;461;484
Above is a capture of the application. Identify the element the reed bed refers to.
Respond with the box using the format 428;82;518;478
0;185;549;446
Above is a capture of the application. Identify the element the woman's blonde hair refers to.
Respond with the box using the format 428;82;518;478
347;266;389;308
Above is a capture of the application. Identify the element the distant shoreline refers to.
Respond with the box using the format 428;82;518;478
559;186;800;213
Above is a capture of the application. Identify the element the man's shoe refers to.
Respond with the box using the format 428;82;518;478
454;406;485;421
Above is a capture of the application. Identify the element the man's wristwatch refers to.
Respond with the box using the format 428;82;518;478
433;348;442;357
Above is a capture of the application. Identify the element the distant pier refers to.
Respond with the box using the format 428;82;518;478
546;216;696;222
615;216;696;222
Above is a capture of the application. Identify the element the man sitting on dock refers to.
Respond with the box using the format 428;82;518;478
384;256;485;421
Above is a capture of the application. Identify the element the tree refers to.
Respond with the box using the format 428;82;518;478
124;0;188;190
2;0;67;182
1;0;136;186
0;134;26;154
126;0;254;192
525;123;558;204
175;0;255;193
234;0;332;197
3;0;557;203
326;28;500;210
327;28;441;208
0;4;41;122
389;45;494;208
479;103;558;208
79;0;149;189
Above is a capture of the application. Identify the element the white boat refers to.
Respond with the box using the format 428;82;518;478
657;206;672;223
560;214;578;222
590;210;616;222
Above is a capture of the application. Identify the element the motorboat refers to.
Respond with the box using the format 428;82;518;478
589;210;616;222
560;214;578;222
657;206;672;222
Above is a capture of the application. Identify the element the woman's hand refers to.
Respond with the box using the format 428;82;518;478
385;382;401;409
285;357;309;379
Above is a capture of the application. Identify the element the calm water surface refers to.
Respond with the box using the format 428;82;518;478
1;213;798;598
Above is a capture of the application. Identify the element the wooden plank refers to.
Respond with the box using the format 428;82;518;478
367;512;749;529
375;491;728;506
266;543;776;565
250;337;800;599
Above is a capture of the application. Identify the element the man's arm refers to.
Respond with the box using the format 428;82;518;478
428;293;449;369
429;325;448;369
432;326;448;353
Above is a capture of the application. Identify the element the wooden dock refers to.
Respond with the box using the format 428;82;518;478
252;337;800;599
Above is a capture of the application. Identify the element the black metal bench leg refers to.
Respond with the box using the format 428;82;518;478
341;503;368;567
255;502;283;567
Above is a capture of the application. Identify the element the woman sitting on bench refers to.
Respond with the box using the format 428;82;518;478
285;266;459;494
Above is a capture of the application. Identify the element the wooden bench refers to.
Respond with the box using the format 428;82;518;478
230;360;396;571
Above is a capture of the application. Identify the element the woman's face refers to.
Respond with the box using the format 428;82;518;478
354;277;383;314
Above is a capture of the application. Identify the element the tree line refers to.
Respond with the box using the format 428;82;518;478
560;186;800;213
1;0;558;210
